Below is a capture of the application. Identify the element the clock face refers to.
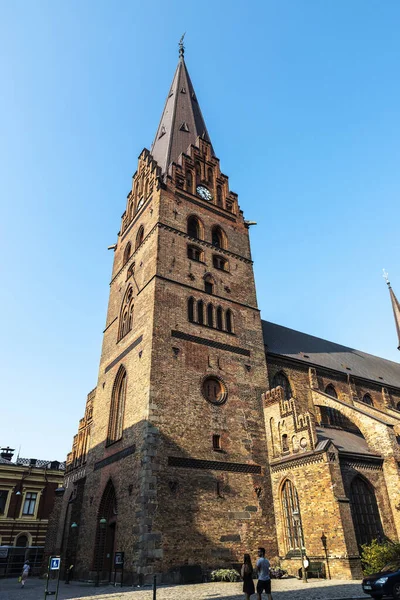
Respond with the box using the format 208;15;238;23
196;185;213;202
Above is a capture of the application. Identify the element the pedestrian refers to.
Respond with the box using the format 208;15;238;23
256;547;272;600
20;560;30;588
241;553;255;600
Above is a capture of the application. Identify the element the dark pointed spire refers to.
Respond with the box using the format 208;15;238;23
384;270;400;351
150;39;214;174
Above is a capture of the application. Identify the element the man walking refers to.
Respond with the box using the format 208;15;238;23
256;547;272;600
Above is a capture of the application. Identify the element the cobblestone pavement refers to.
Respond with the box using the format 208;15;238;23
0;578;370;600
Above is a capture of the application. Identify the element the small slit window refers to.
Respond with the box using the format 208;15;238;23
135;225;144;250
197;300;204;325
216;307;223;330
212;434;221;450
226;309;233;333
123;243;131;266
216;185;223;207
207;304;214;327
188;297;195;322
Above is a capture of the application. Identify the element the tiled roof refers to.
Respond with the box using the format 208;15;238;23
0;457;65;470
262;320;400;389
315;426;379;457
150;56;214;174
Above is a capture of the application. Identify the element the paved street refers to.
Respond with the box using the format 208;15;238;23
0;577;370;600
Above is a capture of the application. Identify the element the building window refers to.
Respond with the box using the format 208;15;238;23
187;216;202;239
197;300;204;325
325;384;338;398
397;401;400;411
135;225;144;250
349;476;383;548
187;245;203;261
0;490;8;515
123;242;131;266
118;287;134;341
225;310;233;333
212;226;226;249
126;263;135;280
281;479;303;550
216;185;222;207
216;307;223;330
16;534;29;547
186;171;193;192
204;275;214;294
202;376;228;405
213;255;228;271
207;304;214;327
195;161;201;184
212;434;221;450
282;434;289;452
272;371;292;400
207;167;213;186
362;394;373;406
188;297;195;322
22;492;37;516
107;366;127;445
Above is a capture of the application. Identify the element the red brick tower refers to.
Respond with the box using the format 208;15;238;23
61;42;277;583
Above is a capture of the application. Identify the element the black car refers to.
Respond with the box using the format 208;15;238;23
362;563;400;599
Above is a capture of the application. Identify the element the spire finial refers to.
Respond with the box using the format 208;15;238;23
383;268;391;287
179;33;186;58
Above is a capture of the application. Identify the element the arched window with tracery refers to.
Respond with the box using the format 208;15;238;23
135;226;144;250
118;287;134;341
362;394;373;406
187;216;202;240
197;300;204;325
216;307;223;330
216;185;222;207
349;476;383;548
123;243;131;266
226;309;233;333
272;371;292;400
325;384;338;398
107;366;127;445
188;297;195;323
212;226;226;249
207;304;214;327
281;479;303;551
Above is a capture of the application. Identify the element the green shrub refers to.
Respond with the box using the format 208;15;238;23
361;539;400;575
210;568;241;582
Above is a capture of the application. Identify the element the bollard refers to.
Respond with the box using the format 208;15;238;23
153;574;157;600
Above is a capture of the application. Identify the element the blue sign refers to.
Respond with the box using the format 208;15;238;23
50;557;61;571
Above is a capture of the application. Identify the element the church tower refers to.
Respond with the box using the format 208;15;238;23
60;43;276;583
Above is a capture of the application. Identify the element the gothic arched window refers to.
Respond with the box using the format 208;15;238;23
123;242;131;266
226;309;233;333
349;476;383;548
197;300;204;325
187;216;202;240
281;479;303;551
216;307;223;330
212;226;226;249
362;394;373;406
135;225;144;250
118;287;134;341
272;372;292;400
207;304;214;327
204;275;214;294
325;384;338;399
188;297;195;323
107;367;127;445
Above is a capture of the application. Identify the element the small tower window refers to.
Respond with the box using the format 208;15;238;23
212;434;221;450
187;216;202;239
123;243;131;266
212;226;226;249
362;394;373;406
325;384;338;399
207;304;214;327
226;309;233;333
272;371;292;400
187;245;202;262
135;225;144;250
197;300;204;325
204;275;214;294
213;255;228;271
188;297;195;322
216;307;223;330
195;161;201;184
282;434;289;452
186;171;193;192
207;167;213;186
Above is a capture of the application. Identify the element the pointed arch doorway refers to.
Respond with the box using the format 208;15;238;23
93;480;118;582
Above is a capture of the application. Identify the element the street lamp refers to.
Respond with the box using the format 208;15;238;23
321;532;331;579
95;518;107;587
292;509;307;583
65;522;78;584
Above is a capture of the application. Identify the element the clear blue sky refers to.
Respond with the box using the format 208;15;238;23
1;1;399;460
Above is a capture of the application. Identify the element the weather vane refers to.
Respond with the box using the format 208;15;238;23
179;33;186;58
383;268;390;286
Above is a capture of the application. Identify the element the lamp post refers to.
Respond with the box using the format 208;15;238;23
65;522;78;584
292;509;307;583
95;517;107;587
321;532;331;579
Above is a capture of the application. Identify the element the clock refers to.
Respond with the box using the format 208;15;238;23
196;185;213;202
